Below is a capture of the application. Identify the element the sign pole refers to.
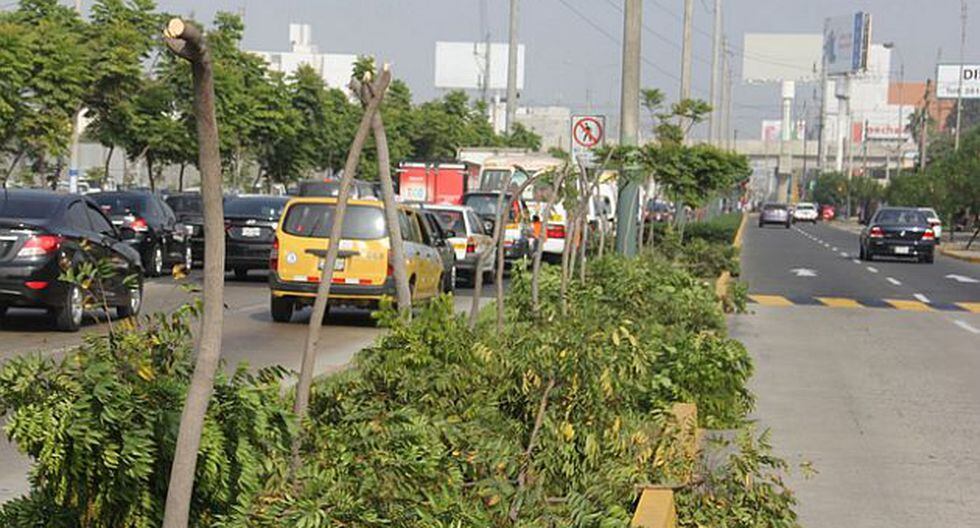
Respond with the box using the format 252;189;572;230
616;0;641;257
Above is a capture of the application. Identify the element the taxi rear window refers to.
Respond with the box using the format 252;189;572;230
282;203;386;239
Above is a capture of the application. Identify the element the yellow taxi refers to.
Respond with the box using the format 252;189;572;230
269;196;444;322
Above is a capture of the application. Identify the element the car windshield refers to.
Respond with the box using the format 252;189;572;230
165;195;202;214
875;210;927;225
225;197;286;220
796;204;816;210
464;195;502;216
431;209;466;235
764;204;787;211
0;194;58;222
91;194;148;216
282;203;386;239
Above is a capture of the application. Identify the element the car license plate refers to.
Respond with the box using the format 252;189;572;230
318;258;345;271
241;227;261;237
894;246;910;254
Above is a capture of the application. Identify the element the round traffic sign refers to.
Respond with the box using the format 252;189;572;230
573;117;603;148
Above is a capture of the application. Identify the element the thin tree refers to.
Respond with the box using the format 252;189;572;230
470;173;511;329
161;18;226;528
495;172;538;332
530;167;568;314
291;68;393;470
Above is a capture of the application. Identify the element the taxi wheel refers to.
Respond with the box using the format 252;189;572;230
270;295;294;323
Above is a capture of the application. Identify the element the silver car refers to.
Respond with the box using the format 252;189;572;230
759;203;791;228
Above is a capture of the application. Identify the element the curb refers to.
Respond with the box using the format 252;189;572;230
715;212;748;299
938;245;980;264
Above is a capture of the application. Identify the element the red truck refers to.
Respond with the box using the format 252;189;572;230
396;161;478;205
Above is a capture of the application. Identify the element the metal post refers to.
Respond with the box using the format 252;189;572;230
920;79;931;171
708;0;722;144
897;61;904;177
817;19;829;171
954;0;967;151
615;0;641;256
68;0;83;194
505;0;519;134
680;0;694;102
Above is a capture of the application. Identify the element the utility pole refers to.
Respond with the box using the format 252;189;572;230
920;79;931;171
68;0;83;193
679;0;694;102
954;0;967;151
817;19;829;171
722;41;733;150
708;0;722;144
479;0;491;108
505;0;519;134
615;0;641;256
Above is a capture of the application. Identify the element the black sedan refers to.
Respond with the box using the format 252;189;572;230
859;207;936;264
0;190;144;331
164;192;204;264
224;195;288;279
90;191;192;276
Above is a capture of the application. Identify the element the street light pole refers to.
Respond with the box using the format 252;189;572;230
708;0;722;145
954;0;967;151
505;0;519;134
68;0;83;193
679;0;694;102
615;0;641;256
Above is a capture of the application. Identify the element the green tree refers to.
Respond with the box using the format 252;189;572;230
811;171;848;206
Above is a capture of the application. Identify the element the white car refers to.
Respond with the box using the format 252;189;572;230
918;207;942;242
792;202;819;223
423;204;496;284
527;201;568;257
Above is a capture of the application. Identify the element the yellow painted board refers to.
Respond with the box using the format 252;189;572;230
817;297;863;309
749;294;794;307
956;302;980;314
631;489;677;528
885;299;933;312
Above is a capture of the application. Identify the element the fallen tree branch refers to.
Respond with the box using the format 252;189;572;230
508;377;557;523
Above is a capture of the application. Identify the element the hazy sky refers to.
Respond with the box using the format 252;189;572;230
130;1;977;138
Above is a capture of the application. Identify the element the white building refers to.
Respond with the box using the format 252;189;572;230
250;24;358;92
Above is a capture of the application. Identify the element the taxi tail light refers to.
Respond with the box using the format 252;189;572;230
17;235;63;258
466;236;477;253
921;229;935;241
130;217;149;232
546;224;566;239
869;226;884;238
269;237;279;271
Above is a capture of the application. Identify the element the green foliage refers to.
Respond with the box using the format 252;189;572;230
641;144;751;208
811;171;848;207
0;310;295;527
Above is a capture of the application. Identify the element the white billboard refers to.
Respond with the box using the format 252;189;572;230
741;34;821;83
434;41;525;91
936;64;980;99
824;12;871;76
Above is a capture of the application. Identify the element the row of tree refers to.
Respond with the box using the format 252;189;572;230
0;0;540;191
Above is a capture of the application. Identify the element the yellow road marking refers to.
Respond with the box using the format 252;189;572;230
749;294;794;307
885;299;933;312
817;297;863;309
956;302;980;313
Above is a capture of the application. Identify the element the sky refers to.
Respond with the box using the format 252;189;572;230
110;1;977;139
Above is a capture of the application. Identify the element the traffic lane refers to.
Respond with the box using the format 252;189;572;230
797;222;980;307
741;217;901;302
731;305;980;528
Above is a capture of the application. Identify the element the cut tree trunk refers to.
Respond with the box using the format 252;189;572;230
531;169;568;314
472;173;511;329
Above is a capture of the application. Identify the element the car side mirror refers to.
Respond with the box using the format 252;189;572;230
118;227;137;241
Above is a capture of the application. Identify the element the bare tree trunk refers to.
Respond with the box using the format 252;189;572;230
291;69;392;471
178;162;186;192
559;209;574;316
531;169;568;314
103;145;114;188
578;214;588;282
162;19;226;528
598;216;606;258
147;155;155;193
3;149;25;184
468;249;488;329
370;106;412;316
495;176;538;333
488;174;512;331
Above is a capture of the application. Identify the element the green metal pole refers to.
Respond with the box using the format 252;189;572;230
615;0;641;256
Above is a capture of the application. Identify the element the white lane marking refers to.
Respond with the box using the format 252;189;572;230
867;266;879;273
946;274;979;284
852;258;861;264
832;247;838;252
790;268;818;277
952;319;980;335
823;243;831;248
913;293;930;304
840;251;849;257
886;277;902;286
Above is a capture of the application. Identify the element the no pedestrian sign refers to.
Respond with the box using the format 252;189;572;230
570;115;605;165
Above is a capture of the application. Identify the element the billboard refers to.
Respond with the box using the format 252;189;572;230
741;34;822;82
936;64;980;99
761;120;806;141
824;12;871;76
434;41;525;90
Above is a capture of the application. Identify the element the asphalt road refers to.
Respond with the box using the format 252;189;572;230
0;270;493;503
732;218;980;527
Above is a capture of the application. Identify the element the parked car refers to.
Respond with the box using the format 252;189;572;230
90;191;192;276
917;207;943;244
792;202;819;223
269;196;444;322
819;204;836;221
462;191;533;263
0;190;144;331
643;199;674;224
758;203;792;228
224;194;289;279
413;208;457;293
164;192;204;263
859;207;936;263
422;204;495;285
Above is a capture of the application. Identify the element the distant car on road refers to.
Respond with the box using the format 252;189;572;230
819;204;836;221
413;208;457;293
758;203;792;228
223;195;288;280
859;207;936;263
90;191;192;277
917;207;942;244
462;191;533;263
164;192;204;263
792;202;819;223
421;204;496;286
0;190;144;331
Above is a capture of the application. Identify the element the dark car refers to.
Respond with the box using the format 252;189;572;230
859;207;936;263
414;208;457;292
643;199;674;224
90;191;191;277
0;190;144;331
164;192;204;263
461;191;532;262
758;203;791;228
224;195;289;279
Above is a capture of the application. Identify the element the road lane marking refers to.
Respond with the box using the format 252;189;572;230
749;294;794;307
956;302;980;313
817;297;863;309
913;293;931;304
886;277;902;286
867;266;879;273
832;247;838;251
790;268;818;277
953;320;980;335
946;274;979;284
840;252;849;257
852;259;861;264
885;299;933;312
